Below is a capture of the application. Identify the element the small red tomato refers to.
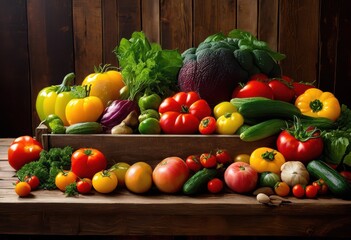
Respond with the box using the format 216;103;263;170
215;149;232;165
312;179;329;195
76;178;92;194
292;184;305;198
207;178;224;193
199;116;216;135
24;175;40;190
185;155;202;172
200;153;217;168
305;185;318;199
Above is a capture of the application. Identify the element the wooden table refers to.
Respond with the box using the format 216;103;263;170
1;138;350;238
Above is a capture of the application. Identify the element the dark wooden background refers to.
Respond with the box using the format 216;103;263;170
1;0;350;138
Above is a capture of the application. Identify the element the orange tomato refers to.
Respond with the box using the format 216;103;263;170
274;181;290;197
55;170;78;191
125;162;153;194
15;182;31;197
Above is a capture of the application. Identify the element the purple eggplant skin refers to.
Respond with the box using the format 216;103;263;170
100;100;138;131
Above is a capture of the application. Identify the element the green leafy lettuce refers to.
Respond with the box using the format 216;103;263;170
114;31;183;100
322;104;351;170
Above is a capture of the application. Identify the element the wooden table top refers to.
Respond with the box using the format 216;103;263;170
0;138;350;237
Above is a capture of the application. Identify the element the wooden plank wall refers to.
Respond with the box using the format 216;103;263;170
0;0;350;138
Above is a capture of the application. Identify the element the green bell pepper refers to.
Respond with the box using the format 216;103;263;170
138;92;162;111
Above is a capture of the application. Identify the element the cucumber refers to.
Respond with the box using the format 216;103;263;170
230;97;270;109
307;160;351;199
65;121;103;134
183;168;218;195
238;98;302;120
240;119;286;142
299;116;336;130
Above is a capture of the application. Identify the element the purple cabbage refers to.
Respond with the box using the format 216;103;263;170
100;100;138;131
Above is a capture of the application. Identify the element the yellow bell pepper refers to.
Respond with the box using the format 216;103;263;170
82;64;125;108
213;101;237;119
249;147;285;174
295;88;341;121
35;73;76;125
65;95;104;125
215;112;244;134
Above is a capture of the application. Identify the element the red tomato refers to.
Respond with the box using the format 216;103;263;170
71;148;107;179
152;157;189;193
276;127;323;164
268;78;295;102
158;92;211;134
207;178;224;193
76;178;92;194
199;116;217;135
292;184;305;198
292;81;315;98
185;155;202;172
305;185;318;199
199;153;217;168
8;136;43;170
231;80;274;99
249;73;269;81
215;149;232;165
224;162;258;193
24;175;40;190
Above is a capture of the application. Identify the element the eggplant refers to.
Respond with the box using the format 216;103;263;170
100;100;138;131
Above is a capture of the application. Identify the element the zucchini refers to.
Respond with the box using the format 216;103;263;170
65;121;103;134
238;98;302;120
307;160;351;199
183;168;217;195
240;119;286;142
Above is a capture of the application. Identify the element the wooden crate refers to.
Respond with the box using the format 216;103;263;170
36;125;276;167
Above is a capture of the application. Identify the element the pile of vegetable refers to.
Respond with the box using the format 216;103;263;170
9;29;351;200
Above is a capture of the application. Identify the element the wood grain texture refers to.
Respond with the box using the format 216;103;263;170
72;0;103;83
160;0;192;52
258;0;279;51
279;0;319;83
102;0;119;67
237;0;258;36
27;0;74;131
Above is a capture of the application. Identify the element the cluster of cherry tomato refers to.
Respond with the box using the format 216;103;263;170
185;149;233;194
291;179;329;199
273;178;329;199
14;175;40;197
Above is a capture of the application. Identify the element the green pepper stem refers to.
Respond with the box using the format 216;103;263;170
57;72;75;93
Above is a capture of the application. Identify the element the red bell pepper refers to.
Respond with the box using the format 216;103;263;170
158;91;211;134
